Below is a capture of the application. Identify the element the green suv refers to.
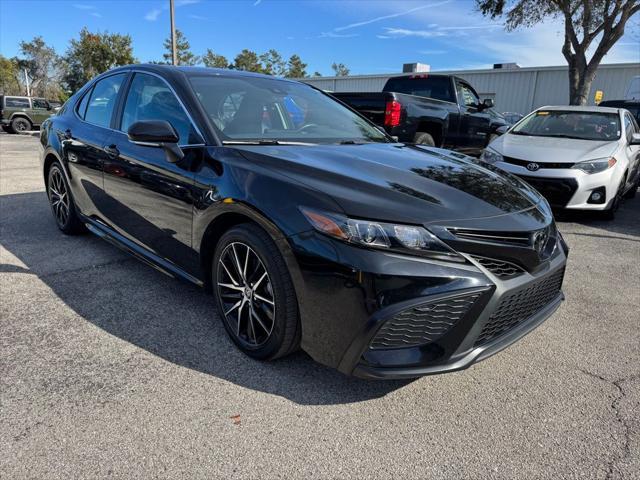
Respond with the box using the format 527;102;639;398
0;95;55;133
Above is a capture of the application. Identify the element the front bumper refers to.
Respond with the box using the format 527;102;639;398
496;161;622;210
287;228;568;379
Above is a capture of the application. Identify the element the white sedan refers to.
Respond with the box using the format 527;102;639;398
481;105;640;219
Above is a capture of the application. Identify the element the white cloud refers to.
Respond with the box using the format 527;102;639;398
253;0;262;5
189;14;209;20
145;8;162;21
379;28;446;39
90;12;102;18
334;1;450;32
419;49;447;55
73;4;95;9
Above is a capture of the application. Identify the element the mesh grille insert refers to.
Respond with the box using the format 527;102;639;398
475;267;565;347
370;292;482;350
471;255;524;279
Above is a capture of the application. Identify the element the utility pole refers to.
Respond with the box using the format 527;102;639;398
170;0;177;65
24;68;31;97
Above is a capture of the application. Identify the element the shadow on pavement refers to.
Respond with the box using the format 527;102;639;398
1;191;410;405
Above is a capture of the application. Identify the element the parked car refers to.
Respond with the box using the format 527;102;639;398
0;95;55;133
332;74;495;156
599;99;640;124
502;112;524;125
482;106;640;219
40;65;568;379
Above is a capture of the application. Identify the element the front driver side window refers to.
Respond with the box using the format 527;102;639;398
457;82;479;109
121;73;200;145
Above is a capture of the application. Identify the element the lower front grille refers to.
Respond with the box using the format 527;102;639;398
370;292;482;349
475;267;565;347
471;255;524;279
517;176;578;208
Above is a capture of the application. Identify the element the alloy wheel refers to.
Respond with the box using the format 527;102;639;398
48;168;70;227
217;241;276;347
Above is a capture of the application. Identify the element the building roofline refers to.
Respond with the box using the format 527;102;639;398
299;62;640;81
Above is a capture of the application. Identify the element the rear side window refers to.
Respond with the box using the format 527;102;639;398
84;73;127;128
120;73;199;145
32;98;48;109
5;97;30;108
383;76;455;103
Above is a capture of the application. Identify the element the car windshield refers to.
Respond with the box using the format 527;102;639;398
188;74;389;144
511;110;620;141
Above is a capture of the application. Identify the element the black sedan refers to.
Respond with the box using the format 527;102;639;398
40;65;568;379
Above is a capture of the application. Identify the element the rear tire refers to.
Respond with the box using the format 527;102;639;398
11;117;31;134
414;132;435;146
47;162;85;234
212;223;300;360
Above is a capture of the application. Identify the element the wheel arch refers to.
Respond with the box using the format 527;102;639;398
198;203;305;305
415;120;444;146
9;113;33;125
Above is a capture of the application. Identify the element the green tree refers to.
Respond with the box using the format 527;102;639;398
202;49;229;68
163;29;199;66
260;49;286;76
476;0;640;105
312;71;322;77
232;49;263;72
331;62;350;77
0;55;22;95
18;36;61;98
62;28;136;93
284;54;307;78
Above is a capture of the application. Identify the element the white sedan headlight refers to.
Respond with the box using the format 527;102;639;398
479;148;503;164
571;157;617;174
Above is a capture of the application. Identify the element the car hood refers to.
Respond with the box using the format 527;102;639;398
491;134;618;163
233;143;545;225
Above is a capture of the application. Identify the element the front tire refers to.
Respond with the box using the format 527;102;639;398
212;224;300;360
47;162;85;234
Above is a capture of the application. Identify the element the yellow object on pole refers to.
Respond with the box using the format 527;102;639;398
170;0;177;66
594;90;604;104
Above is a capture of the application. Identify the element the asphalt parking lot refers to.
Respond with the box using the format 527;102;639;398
1;131;639;479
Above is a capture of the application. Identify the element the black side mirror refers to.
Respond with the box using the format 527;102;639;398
630;133;640;145
482;98;494;109
127;120;184;163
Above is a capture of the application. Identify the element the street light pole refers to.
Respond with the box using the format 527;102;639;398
170;0;177;65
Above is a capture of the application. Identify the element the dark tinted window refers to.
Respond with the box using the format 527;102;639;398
5;97;30;108
121;73;199;145
84;73;126;128
32;98;48;109
383;76;455;103
189;74;388;144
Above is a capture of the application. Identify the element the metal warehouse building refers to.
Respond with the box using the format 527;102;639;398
302;62;640;115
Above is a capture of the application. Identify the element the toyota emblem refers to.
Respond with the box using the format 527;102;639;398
526;162;540;171
532;228;550;255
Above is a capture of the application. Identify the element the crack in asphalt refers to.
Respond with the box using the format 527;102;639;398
578;369;639;480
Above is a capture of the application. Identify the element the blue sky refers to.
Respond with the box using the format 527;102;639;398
1;0;638;75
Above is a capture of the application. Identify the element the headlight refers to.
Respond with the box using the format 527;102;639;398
300;208;463;261
479;148;503;164
571;157;616;174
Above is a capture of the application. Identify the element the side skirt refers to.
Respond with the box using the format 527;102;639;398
82;215;204;288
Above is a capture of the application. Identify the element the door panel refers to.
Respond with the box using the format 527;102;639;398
62;72;128;221
102;131;199;273
455;81;491;154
